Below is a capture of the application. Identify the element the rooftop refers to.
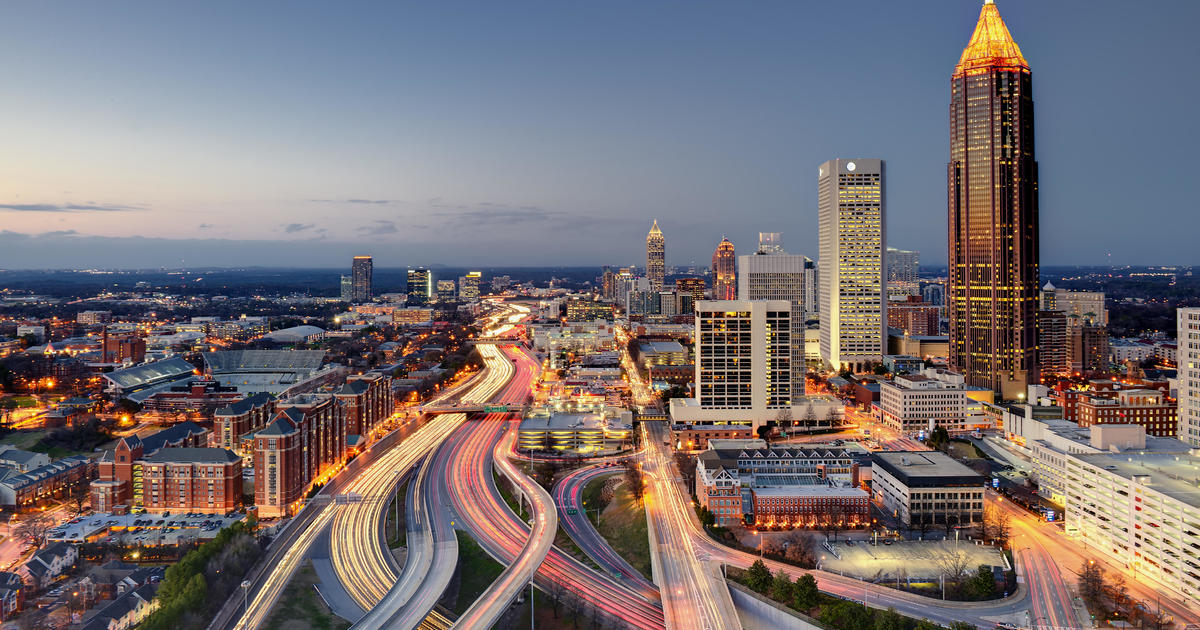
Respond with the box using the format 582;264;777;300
103;356;196;390
142;447;240;465
203;349;326;373
872;451;985;487
1074;450;1200;509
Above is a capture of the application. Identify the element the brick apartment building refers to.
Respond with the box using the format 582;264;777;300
1077;389;1179;438
138;449;241;514
887;295;940;336
90;422;218;513
333;373;393;444
213;393;276;462
253;394;345;518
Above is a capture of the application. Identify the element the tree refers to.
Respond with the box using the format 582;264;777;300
746;559;772;593
875;608;906;630
623;459;643;504
756;424;773;444
819;601;872;630
982;504;1011;546
782;531;817;568
926;426;950;451
549;579;566;618
793;573;819;610
775;408;793;435
68;482;90;516
967;565;996;600
1078;560;1106;611
769;568;794;602
698;506;715;528
114;398;142;416
873;364;888;375
15;512;54;547
935;549;971;595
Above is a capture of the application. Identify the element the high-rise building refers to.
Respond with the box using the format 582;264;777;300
339;275;354;302
886;247;920;298
1037;309;1069;378
738;252;809;390
802;257;818;322
351;256;373;303
711;238;736;300
922;282;946;307
407;268;432;306
646;220;665;291
757;232;783;255
948;0;1039;400
1178;308;1200;446
458;271;482;299
674;277;706;302
887;296;941;336
818;158;886;372
436;280;457;302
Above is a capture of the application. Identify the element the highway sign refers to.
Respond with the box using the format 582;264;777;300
483;405;509;413
566;508;578;515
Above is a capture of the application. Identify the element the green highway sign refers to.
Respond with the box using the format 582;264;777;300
483;405;509;413
566;508;578;515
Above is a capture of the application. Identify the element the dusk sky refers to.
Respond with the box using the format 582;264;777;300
1;0;1196;269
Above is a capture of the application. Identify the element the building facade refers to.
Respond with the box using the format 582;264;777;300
738;252;810;392
351;255;373;303
711;238;736;300
406;268;432;306
1076;389;1178;438
947;1;1038;400
458;271;482;299
872;451;985;528
818;158;886;372
646;220;665;292
1180;308;1200;446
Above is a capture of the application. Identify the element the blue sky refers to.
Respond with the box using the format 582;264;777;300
0;0;1196;268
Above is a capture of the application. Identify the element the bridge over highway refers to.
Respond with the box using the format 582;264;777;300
418;403;527;415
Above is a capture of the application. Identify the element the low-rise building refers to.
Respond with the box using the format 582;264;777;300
0;456;93;510
21;542;77;588
138;448;241;515
878;369;992;435
518;405;632;454
0;572;24;619
1076;389;1178;438
695;444;868;528
79;582;159;630
871;451;985;529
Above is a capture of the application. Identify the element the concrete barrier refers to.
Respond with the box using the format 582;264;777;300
726;580;828;630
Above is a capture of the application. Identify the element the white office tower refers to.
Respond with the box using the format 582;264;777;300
1179;308;1200;446
757;232;784;255
818;158;886;372
738;253;809;391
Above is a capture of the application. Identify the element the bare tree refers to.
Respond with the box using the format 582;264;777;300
775;408;793;436
935;549;971;594
589;599;605;630
549;580;566;618
15;512;54;547
782;531;817;568
1078;561;1106;611
982;504;1011;546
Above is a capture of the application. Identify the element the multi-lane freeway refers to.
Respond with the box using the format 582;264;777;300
553;464;661;601
444;345;666;629
641;423;742;630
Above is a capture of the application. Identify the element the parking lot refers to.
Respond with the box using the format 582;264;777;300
47;511;245;546
820;538;1006;582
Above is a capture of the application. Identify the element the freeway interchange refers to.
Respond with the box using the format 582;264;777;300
217;301;1161;630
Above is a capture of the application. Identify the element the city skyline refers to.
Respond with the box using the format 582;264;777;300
0;1;1197;268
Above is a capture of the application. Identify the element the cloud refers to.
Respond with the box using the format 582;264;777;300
0;202;141;212
37;230;79;237
198;223;214;230
356;220;398;235
282;223;315;233
308;198;396;205
433;204;562;226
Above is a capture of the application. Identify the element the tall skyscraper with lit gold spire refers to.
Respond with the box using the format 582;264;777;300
646;220;665;291
948;0;1039;400
711;237;736;300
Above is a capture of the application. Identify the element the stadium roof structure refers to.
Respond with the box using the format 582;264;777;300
103;357;197;392
203;350;326;373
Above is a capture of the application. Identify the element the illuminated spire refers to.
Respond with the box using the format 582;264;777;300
649;219;662;235
955;0;1028;75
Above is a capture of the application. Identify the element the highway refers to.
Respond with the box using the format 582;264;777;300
444;346;666;629
219;308;519;630
553;464;661;601
641;423;742;630
331;343;515;613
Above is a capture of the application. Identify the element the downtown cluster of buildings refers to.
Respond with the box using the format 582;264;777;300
336;255;484;305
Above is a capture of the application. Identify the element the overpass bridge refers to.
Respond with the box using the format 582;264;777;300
419;403;527;416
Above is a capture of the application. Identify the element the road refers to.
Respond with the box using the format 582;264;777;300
642;420;1039;628
444;346;665;629
553;464;660;601
331;343;515;613
215;311;517;630
640;423;742;630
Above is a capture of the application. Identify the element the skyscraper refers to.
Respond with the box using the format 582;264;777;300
407;267;432;306
646;220;665;291
1178;309;1200;446
948;0;1039;400
818;159;886;372
738;252;808;391
351;256;373;303
757;232;783;255
711;238;736;300
339;275;354;302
